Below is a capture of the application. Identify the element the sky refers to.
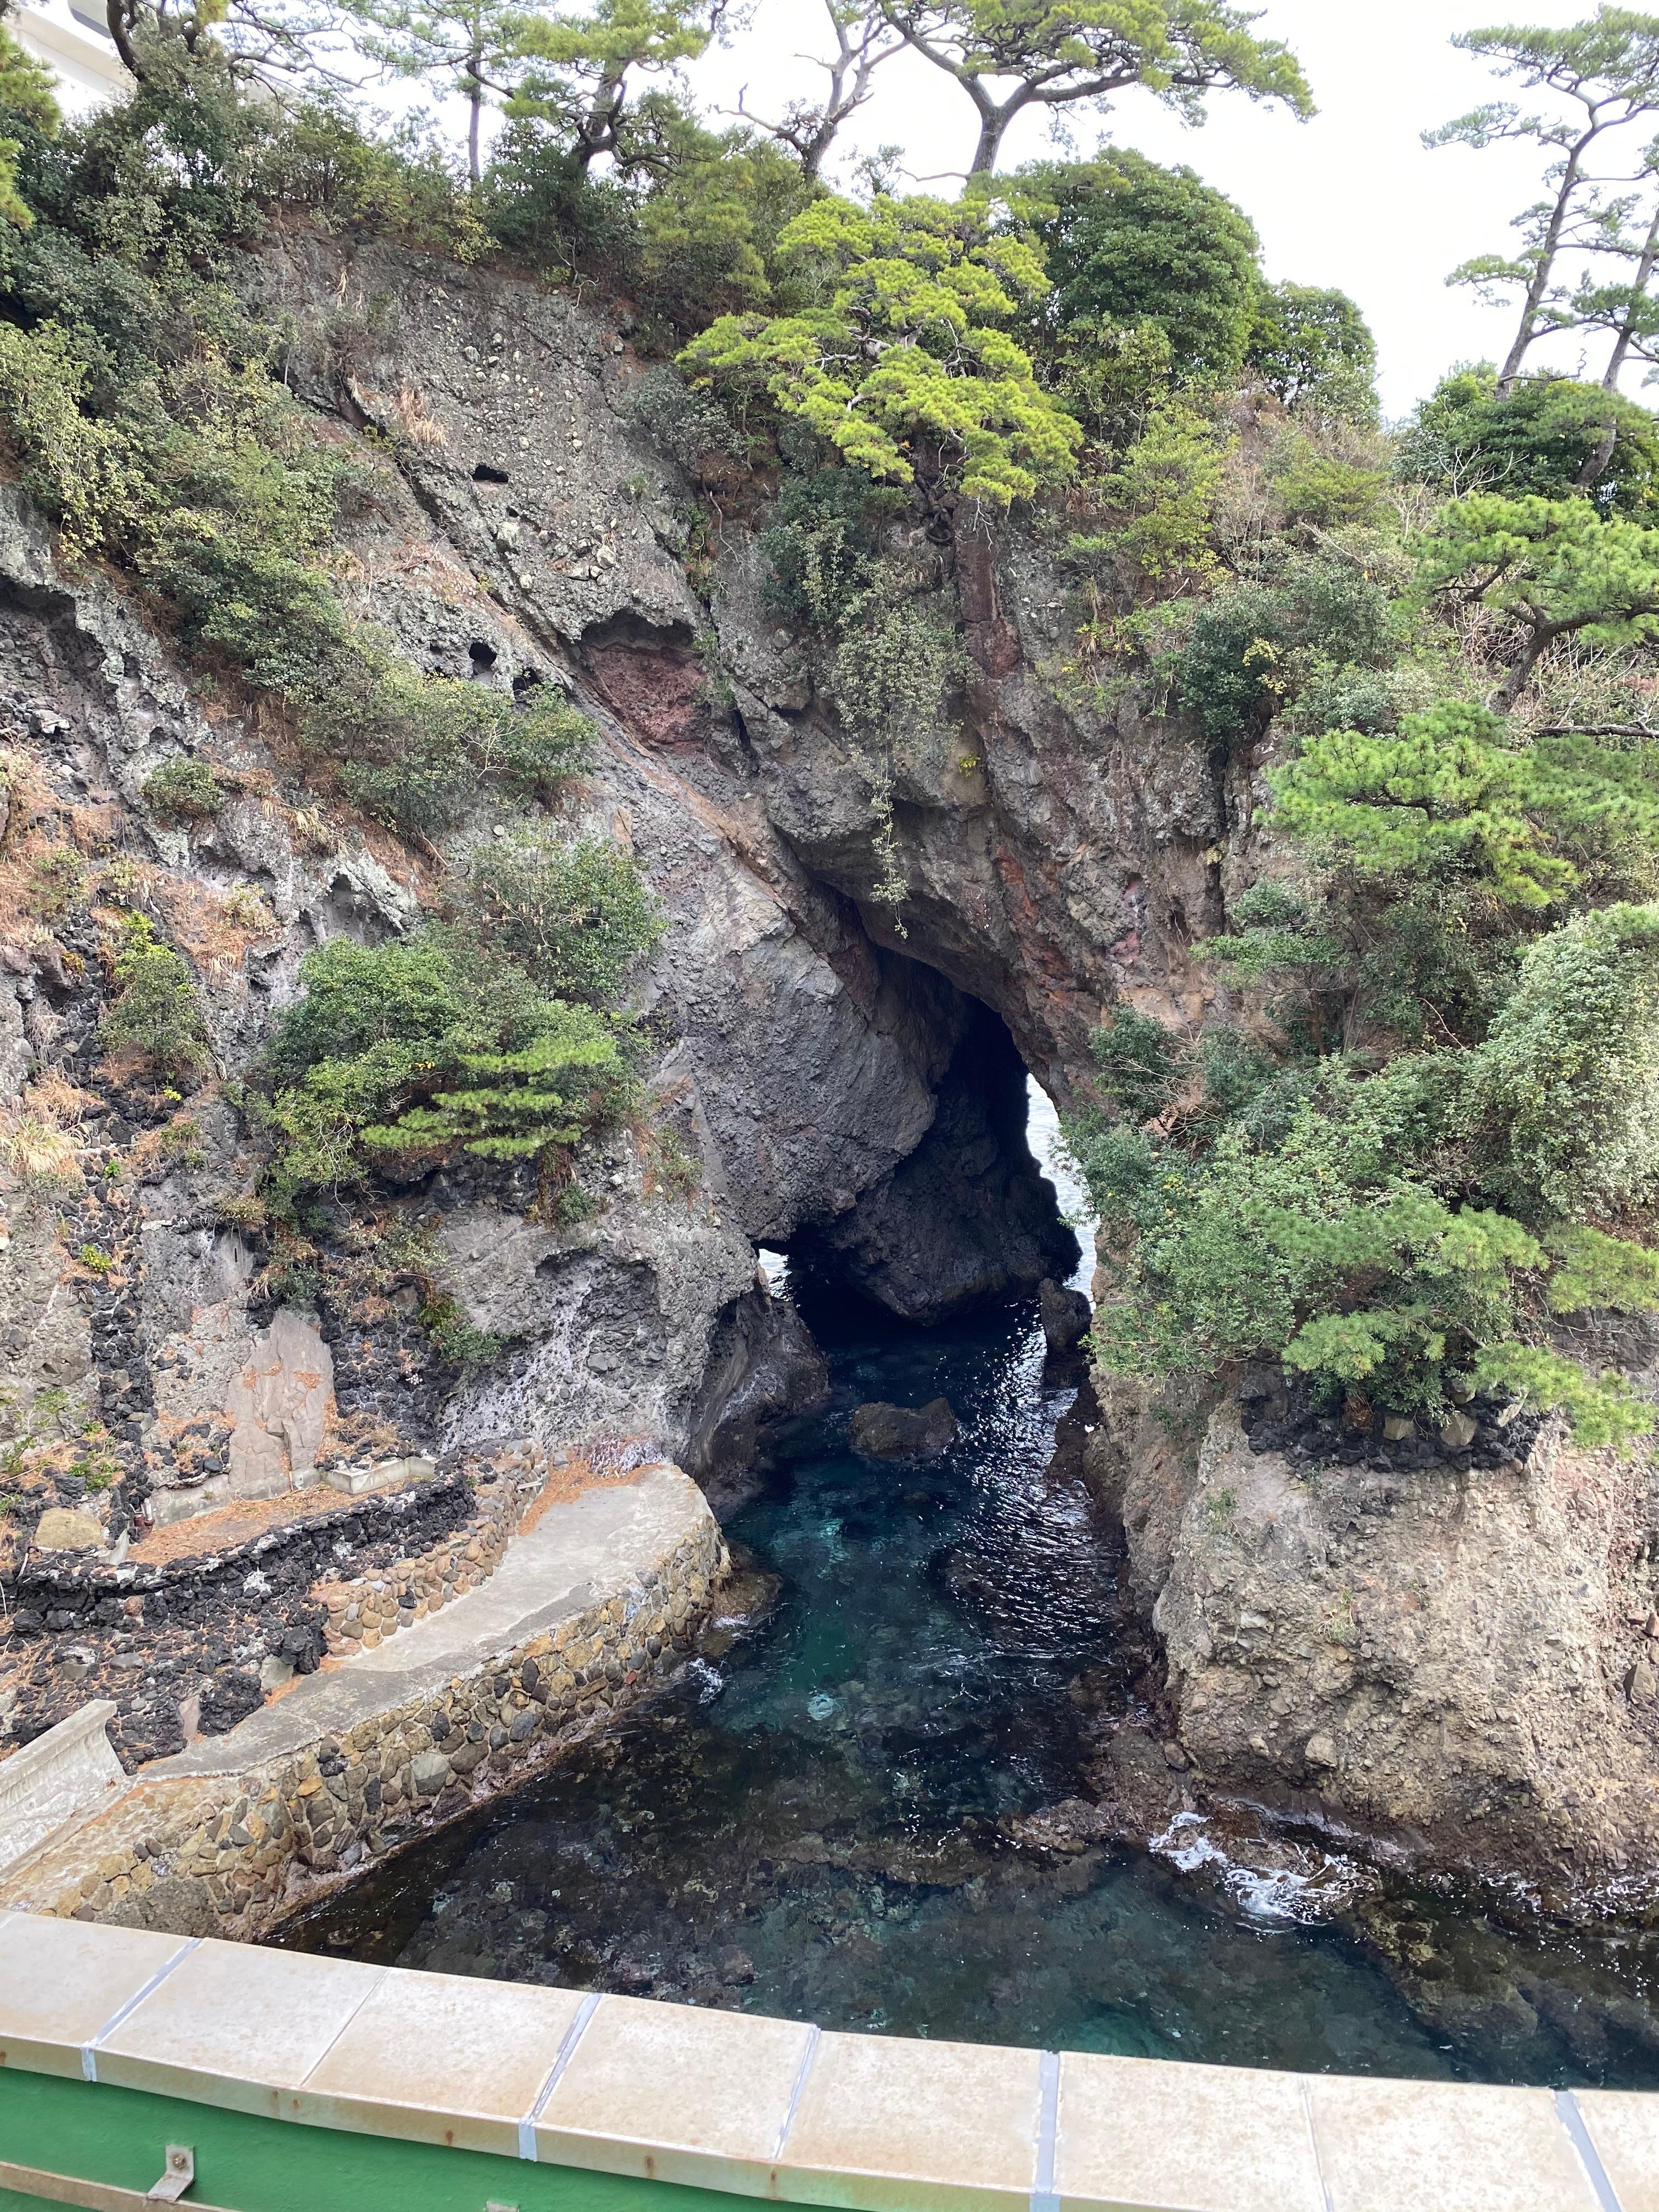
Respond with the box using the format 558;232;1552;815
684;0;1644;422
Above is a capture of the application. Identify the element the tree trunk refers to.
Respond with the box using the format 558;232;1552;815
1498;125;1599;393
105;0;142;78
1602;198;1659;383
968;87;1029;176
1493;618;1570;709
467;66;482;187
1576;201;1659;488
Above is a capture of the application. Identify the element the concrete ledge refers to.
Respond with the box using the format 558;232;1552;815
0;1466;727;1938
0;1702;129;1877
0;1911;1642;2211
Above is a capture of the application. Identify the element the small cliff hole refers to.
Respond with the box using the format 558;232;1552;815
472;462;511;484
468;641;498;677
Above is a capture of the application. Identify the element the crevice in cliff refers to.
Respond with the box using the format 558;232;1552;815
787;985;1080;1328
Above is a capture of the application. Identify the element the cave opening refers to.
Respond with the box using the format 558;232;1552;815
778;988;1085;1332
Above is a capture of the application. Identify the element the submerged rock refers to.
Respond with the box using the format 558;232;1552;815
849;1399;960;1459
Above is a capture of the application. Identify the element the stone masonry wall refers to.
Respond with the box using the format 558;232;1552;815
0;1504;726;1940
312;1443;546;1661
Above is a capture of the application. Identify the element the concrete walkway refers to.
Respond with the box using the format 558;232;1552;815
151;1464;712;1781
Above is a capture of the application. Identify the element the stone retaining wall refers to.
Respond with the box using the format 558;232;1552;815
312;1443;541;1659
1;1448;557;1770
0;1472;726;1940
0;1699;127;1876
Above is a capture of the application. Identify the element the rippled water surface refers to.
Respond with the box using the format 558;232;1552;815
285;1286;1659;2086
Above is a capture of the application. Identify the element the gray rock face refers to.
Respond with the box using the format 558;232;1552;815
794;1002;1080;1323
1039;1278;1092;1356
1086;1365;1659;1900
849;1399;960;1460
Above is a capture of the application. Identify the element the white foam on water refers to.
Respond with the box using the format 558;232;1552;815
1150;1811;1370;1928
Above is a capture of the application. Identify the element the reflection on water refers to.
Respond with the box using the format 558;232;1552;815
282;1294;1659;2086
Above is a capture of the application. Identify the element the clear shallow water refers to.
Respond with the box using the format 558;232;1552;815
284;1293;1659;2086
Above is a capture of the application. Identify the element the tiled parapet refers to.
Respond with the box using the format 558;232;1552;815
0;1468;727;1942
0;1912;1644;2212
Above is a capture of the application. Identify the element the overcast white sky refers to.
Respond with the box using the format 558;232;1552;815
683;0;1643;421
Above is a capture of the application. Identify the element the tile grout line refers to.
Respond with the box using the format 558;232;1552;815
1029;2050;1060;2212
1554;2089;1624;2212
1300;2080;1336;2212
79;1937;202;2083
772;2023;821;2163
292;1968;391;2094
517;1991;601;2162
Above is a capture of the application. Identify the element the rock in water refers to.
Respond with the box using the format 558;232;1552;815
849;1399;960;1459
1039;1279;1091;1355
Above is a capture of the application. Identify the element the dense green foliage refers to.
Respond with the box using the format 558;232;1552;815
258;912;644;1216
680;193;1080;507
459;831;664;1003
1023;152;1262;381
1401;366;1659;509
1244;282;1379;419
99;917;215;1085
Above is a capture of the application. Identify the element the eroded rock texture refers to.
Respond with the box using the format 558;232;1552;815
1087;1333;1659;1898
1;229;1652;1899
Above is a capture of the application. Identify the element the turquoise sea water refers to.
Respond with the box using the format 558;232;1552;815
284;1285;1659;2087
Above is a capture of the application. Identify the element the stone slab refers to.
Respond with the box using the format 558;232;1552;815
0;1702;129;1876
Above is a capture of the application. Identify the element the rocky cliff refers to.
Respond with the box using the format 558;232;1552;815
2;227;1655;1905
0;228;1109;1547
1084;1328;1659;1901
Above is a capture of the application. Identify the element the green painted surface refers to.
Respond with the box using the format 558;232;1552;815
0;2068;765;2212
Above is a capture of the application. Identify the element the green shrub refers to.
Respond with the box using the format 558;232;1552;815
1269;703;1659;909
261;931;632;1212
143;758;224;822
1400;367;1659;512
0;319;145;556
363;1004;630;1163
99;916;213;1084
1466;901;1659;1218
27;849;85;922
1201;879;1345;986
1245;282;1378;421
1067;400;1227;594
461;833;662;1004
1088;1006;1186;1122
1023;151;1262;382
1089;1089;1537;1419
1176;546;1397;742
321;662;595;838
759;466;894;630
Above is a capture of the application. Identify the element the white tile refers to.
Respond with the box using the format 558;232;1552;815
297;1968;586;2154
535;1995;814;2191
776;2030;1043;2211
95;1938;383;2116
0;1915;191;2080
1056;2052;1326;2212
1308;2074;1600;2212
